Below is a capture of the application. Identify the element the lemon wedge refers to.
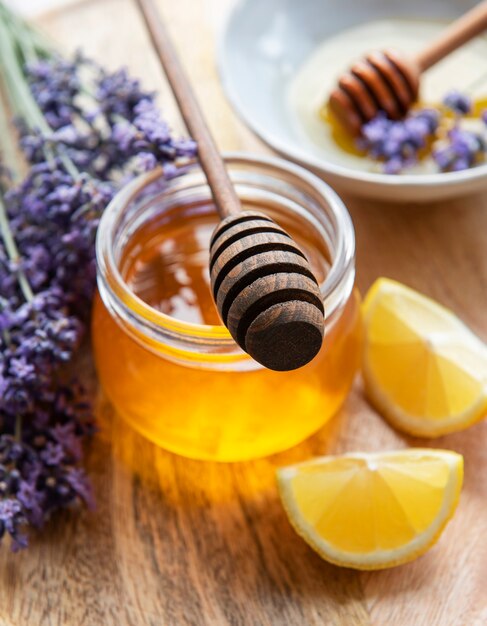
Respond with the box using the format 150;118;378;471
362;278;487;437
277;449;463;570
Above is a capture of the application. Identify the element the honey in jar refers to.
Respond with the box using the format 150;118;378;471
93;155;362;461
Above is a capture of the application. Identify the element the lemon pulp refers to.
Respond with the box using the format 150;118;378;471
277;449;463;570
362;278;487;437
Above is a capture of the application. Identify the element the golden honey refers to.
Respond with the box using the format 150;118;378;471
321;95;487;160
93;156;361;461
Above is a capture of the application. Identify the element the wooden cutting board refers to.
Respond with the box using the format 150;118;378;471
1;1;487;624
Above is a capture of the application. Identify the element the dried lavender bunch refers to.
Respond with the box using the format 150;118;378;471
0;2;196;549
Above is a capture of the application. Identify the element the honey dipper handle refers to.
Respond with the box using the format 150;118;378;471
415;1;487;72
135;0;241;218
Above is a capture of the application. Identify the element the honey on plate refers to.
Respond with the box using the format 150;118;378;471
93;156;362;461
289;19;487;174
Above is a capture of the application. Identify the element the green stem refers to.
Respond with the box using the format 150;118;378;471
0;88;22;179
0;3;53;58
53;146;80;179
0;11;80;180
0;194;33;302
0;4;125;182
0;298;11;345
6;12;37;65
0;16;48;130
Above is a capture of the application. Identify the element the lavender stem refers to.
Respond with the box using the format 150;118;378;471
0;13;80;180
0;194;33;301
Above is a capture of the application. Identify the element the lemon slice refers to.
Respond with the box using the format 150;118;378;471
277;449;463;570
362;278;487;437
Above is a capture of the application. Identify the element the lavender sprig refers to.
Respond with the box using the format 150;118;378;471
22;56;196;180
0;385;95;551
443;90;472;116
358;109;439;174
433;126;486;172
5;165;114;310
0;2;197;550
0;183;91;550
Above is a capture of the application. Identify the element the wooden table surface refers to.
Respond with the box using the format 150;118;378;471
1;0;487;624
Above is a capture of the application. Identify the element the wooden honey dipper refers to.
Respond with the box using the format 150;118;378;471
136;0;325;371
329;1;487;135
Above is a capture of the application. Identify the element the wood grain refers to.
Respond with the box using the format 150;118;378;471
329;51;419;135
135;0;242;219
0;0;487;624
330;1;487;134
209;211;324;370
138;0;324;371
416;0;487;71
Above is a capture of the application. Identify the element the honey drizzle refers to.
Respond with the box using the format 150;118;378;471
322;96;487;159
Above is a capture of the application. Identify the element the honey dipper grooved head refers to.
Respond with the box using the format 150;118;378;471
209;210;325;371
328;49;420;136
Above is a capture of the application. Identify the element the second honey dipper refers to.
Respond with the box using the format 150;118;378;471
329;1;487;135
135;0;325;371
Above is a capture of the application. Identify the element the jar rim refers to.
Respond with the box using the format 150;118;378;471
96;152;356;347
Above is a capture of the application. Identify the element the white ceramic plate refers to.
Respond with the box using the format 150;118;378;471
218;0;487;202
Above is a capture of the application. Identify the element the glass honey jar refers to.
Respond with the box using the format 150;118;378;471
93;154;362;461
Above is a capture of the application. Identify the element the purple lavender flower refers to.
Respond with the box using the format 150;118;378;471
110;98;197;168
4;165;116;310
0;383;95;549
51;422;82;461
40;442;65;466
381;155;403;175
433;125;486;172
65;467;95;508
26;57;82;130
137;151;158;172
443;90;472;116
95;67;154;121
359;109;439;174
0;498;28;551
22;57;197;181
0;294;83;418
8;358;35;382
17;480;44;527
